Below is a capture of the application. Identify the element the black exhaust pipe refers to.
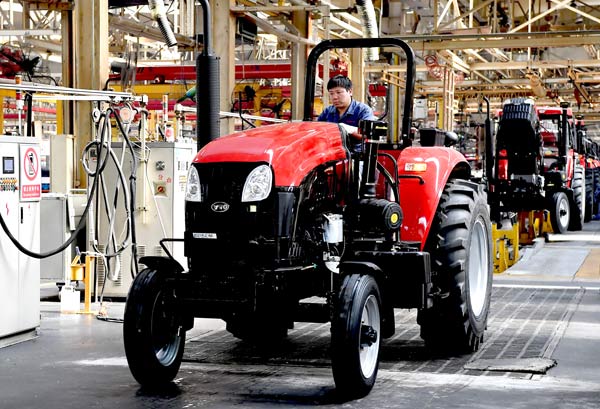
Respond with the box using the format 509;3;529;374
483;96;494;184
560;102;569;165
196;0;220;151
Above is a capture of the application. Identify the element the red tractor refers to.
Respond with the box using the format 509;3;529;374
122;38;493;398
490;99;585;234
578;119;600;221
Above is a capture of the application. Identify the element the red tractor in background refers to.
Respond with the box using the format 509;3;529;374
489;98;585;235
577;118;600;221
122;38;493;399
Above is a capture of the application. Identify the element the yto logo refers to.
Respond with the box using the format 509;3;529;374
211;202;230;212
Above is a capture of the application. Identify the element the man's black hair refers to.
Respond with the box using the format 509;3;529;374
327;75;352;91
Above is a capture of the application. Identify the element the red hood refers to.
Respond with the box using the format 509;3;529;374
193;121;348;187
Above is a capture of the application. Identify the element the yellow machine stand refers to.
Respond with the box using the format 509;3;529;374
518;210;549;245
492;220;520;274
518;209;554;244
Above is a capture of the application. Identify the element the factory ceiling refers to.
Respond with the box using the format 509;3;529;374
3;0;600;139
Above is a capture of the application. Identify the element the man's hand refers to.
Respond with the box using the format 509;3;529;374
339;123;360;139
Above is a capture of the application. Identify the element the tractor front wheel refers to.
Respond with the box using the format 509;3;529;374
550;191;570;234
331;274;382;399
418;180;493;354
123;268;186;387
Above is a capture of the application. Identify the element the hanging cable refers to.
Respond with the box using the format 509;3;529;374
0;103;140;286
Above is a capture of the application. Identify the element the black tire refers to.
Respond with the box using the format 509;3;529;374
123;268;186;386
585;168;594;222
569;165;584;231
592;168;600;215
331;274;382;399
417;180;493;354
549;191;570;234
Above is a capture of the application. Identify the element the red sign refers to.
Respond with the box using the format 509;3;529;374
21;184;41;199
20;145;41;201
23;147;39;181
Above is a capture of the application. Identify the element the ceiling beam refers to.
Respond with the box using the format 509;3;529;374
470;59;600;70
394;29;600;51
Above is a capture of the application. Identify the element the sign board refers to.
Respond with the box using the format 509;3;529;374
20;144;41;202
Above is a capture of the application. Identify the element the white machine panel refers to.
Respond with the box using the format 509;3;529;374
0;141;21;339
0;137;41;345
96;141;195;297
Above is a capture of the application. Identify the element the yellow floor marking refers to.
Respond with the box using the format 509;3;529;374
575;248;600;279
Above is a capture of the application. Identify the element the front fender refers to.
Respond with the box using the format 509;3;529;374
193;122;348;187
395;147;470;249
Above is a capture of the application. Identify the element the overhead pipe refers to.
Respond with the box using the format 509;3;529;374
355;0;379;61
148;0;177;47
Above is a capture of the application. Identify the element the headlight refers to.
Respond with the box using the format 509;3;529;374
241;164;272;202
185;165;202;202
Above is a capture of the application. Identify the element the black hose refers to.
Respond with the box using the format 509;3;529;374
0;111;110;259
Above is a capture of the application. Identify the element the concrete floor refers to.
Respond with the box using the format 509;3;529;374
1;221;600;409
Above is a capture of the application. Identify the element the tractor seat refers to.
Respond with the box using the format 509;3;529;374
541;130;558;147
496;118;542;175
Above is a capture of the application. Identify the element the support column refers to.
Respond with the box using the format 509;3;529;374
61;7;73;135
291;11;310;120
72;0;108;187
441;66;455;131
349;48;365;102
213;0;235;136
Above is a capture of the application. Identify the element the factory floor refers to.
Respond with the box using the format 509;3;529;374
1;222;600;409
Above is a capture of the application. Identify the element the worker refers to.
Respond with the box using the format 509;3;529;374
317;75;376;150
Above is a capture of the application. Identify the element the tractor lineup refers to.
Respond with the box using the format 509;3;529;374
121;38;599;399
487;98;600;272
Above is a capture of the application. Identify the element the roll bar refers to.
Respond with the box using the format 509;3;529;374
303;38;416;146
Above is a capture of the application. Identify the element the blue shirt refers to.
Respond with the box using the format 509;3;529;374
318;99;375;152
317;99;375;127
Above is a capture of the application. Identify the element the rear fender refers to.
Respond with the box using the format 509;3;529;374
139;256;184;274
391;147;470;249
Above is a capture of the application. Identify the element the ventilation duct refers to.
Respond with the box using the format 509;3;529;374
356;0;379;61
148;0;177;47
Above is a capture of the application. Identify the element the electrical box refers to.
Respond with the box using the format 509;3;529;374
0;137;41;347
95;141;195;298
40;194;70;282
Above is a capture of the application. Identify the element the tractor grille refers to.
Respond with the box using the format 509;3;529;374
185;162;291;266
186;162;276;236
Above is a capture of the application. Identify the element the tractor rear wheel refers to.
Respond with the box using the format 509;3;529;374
418;180;492;354
569;165;584;231
585;168;594;222
550;191;570;234
123;268;186;386
331;274;382;399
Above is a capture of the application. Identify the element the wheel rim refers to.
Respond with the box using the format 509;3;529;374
468;219;489;318
151;291;181;366
557;194;570;230
359;294;380;379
